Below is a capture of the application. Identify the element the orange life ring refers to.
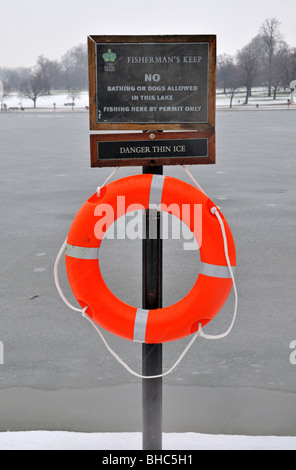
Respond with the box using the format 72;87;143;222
65;174;236;344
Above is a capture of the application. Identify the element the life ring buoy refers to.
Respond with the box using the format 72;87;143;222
65;174;236;344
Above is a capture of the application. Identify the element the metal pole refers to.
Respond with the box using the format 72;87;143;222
142;165;163;451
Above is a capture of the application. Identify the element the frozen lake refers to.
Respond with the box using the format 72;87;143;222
0;109;296;435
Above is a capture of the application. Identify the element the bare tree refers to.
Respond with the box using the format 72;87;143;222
37;55;63;91
279;46;296;88
67;89;81;110
61;44;88;91
217;54;234;93
0;81;4;111
217;55;241;107
19;70;50;108
237;37;260;104
0;80;11;99
0;67;29;91
225;69;241;108
270;50;285;99
259;18;284;97
1;81;10;111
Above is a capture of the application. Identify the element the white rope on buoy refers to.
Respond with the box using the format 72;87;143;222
54;167;238;378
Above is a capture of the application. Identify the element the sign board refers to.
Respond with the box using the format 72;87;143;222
90;131;215;167
88;35;216;132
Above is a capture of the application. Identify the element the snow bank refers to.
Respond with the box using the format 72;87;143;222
2;90;293;110
2;92;89;109
0;431;295;450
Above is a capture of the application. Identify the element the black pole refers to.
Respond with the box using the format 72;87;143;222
142;165;163;451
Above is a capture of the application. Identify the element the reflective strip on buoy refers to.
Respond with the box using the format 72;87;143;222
133;308;149;343
200;262;235;279
149;175;165;207
65;244;99;260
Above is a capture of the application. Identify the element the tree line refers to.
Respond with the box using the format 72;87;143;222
217;18;296;107
1;19;295;108
0;43;88;107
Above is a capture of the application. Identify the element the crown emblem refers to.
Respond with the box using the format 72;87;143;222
103;49;117;63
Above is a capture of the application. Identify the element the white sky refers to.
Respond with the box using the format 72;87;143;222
1;0;296;68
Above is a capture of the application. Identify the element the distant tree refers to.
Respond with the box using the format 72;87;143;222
0;67;30;91
0;80;11;99
0;80;6;111
217;55;241;107
37;55;63;91
225;69;241;108
19;70;50;108
217;54;235;93
237;37;260;104
67;89;81;110
61;44;88;91
279;46;296;87
259;18;285;97
2;82;11;111
270;49;285;99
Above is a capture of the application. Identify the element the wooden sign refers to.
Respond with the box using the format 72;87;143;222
88;35;216;132
90;131;215;167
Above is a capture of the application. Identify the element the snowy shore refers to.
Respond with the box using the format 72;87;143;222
0;431;296;450
1;90;295;112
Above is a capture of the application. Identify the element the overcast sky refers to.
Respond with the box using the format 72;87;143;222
1;0;296;68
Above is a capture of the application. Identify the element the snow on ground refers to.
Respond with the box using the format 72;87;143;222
216;89;292;108
0;431;296;450
2;91;89;110
2;89;294;111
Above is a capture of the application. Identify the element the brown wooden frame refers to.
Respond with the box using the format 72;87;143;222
90;131;215;167
88;35;216;132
